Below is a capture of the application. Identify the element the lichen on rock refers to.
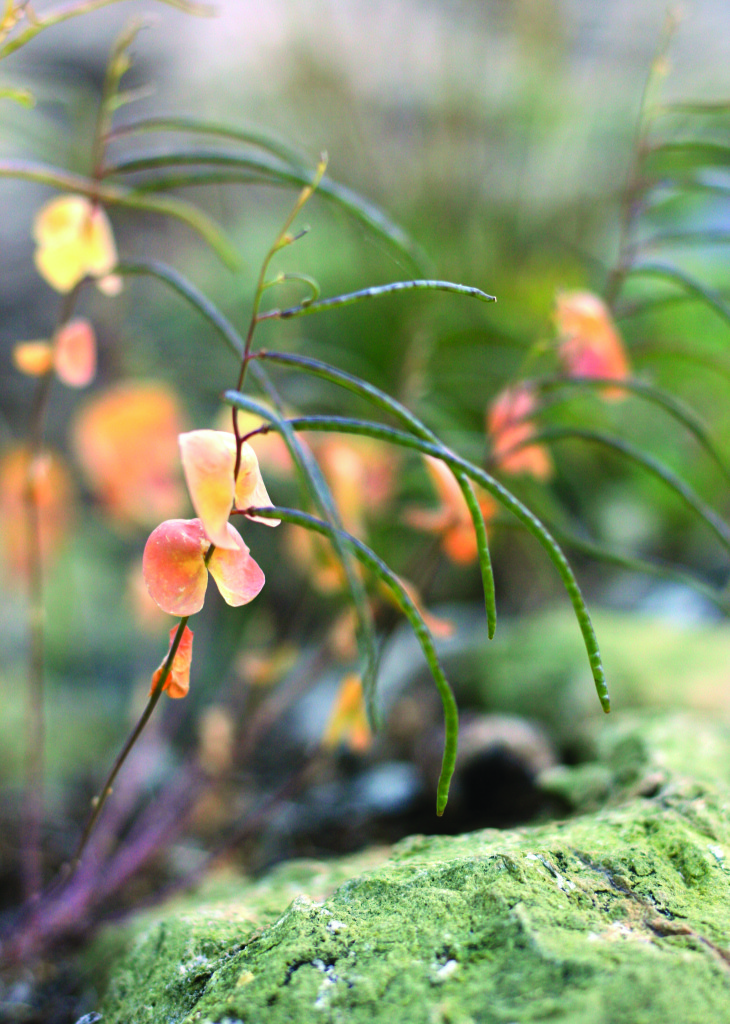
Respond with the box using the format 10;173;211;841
96;711;730;1023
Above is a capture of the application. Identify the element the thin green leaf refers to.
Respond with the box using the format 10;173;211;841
527;426;730;556
106;116;307;167
225;402;609;713
0;85;34;106
249;503;459;816
0;0;213;59
254;350;497;639
116;259;244;357
534;375;730;487
546;522;730;617
257;279;496;322
241;375;381;732
645;140;730;173
658;101;730;116
102;149;428;273
114;192;240;270
626;262;730;333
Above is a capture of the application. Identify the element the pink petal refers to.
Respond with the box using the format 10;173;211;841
179;430;237;548
208;523;265;607
142;518;209;616
53;318;96;387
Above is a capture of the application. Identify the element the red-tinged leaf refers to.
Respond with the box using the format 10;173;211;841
150;624;194;699
143;518;209;616
53;318;96;387
179;429;237;548
207;523;265;607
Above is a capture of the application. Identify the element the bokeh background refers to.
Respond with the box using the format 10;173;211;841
2;0;730;900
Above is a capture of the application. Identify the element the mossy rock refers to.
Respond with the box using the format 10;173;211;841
97;711;730;1023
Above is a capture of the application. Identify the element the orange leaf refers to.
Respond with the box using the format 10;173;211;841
322;674;372;753
150;625;194;699
53;318;96;388
143;518;209;616
12;341;54;377
73;382;185;526
207;524;266;606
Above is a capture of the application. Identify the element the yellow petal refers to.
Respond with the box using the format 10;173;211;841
33;195;118;293
234;441;279;526
179;429;237;548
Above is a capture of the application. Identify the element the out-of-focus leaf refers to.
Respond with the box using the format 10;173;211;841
528;426;730;556
0;0;213;60
108;117;307;167
0;85;34;106
626;262;730;333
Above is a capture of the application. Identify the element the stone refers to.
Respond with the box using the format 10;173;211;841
97;710;730;1023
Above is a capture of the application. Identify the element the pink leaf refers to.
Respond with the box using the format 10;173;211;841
143;518;209;616
208;523;265;606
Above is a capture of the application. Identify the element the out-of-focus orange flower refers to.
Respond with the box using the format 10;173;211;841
12;341;54;377
487;384;553;481
286;525;350;594
322;673;372;753
405;455;498;564
179;429;278;548
72;382;186;527
555;290;630;399
237;644;298;687
12;319;97;388
150;624;194;699
380;575;455;638
33;195;121;295
143;517;265;616
0;447;74;579
316;436;397;536
198;706;235;774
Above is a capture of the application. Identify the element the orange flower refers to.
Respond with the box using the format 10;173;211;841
405;455;497;564
33;195;121;295
0;447;74;579
316;436;397;536
13;319;97;388
72;382;186;527
286;525;349;593
555;290;630;399
322;674;372;753
150;625;194;699
487;384;553;481
179;429;278;548
142;517;265;616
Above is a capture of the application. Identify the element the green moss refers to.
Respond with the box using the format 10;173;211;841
97;711;730;1024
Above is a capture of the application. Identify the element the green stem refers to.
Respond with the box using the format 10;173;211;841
67;614;191;876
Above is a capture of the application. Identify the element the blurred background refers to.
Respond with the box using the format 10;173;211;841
2;0;730;921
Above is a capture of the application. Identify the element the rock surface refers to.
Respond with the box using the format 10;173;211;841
98;711;730;1023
